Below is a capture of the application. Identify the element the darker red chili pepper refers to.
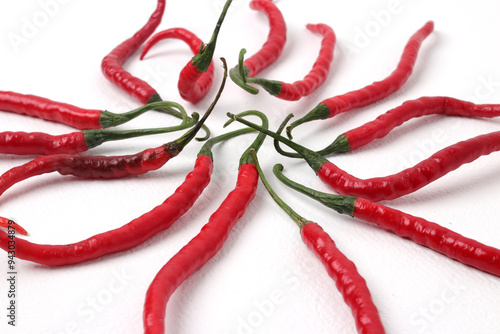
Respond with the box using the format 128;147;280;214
233;23;335;101
274;165;500;277
286;21;434;138
229;112;500;202
250;150;385;334
229;0;287;92
142;111;267;334
0;127;255;266
0;101;197;156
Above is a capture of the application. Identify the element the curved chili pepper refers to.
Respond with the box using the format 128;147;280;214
0;91;177;130
274;165;500;277
143;110;268;333
275;96;500;158
229;0;287;93
250;150;385;334
0;217;27;236
229;112;500;202
0;127;255;266
233;23;335;101
286;21;434;138
0;102;198;156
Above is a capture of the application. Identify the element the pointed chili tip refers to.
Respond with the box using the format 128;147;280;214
0;218;28;236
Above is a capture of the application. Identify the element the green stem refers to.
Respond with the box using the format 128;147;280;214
229;49;260;95
198;127;255;160
223;110;269;166
285;102;331;139
227;112;328;172
192;0;232;72
249;149;310;229
273;164;357;217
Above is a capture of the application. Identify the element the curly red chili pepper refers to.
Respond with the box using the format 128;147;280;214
250;150;385;334
274;165;500;277
143;111;268;333
233;23;335;101
229;0;287;92
229;112;500;202
286;21;434;138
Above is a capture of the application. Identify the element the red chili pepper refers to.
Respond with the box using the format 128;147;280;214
229;112;500;202
229;0;287;92
0;217;27;236
274;165;500;277
250;150;385;334
286;21;434;138
233;23;335;101
0;127;255;266
0;102;197;156
141;0;232;104
0;91;171;130
143;110;268;333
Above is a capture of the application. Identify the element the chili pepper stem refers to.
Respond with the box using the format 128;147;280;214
229;49;260;95
249;149;309;229
192;0;232;72
285;103;331;139
198;127;255;160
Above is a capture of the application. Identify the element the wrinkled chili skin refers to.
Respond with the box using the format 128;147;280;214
143;163;258;333
341;96;500;151
353;198;500;277
0;155;213;266
301;222;386;334
317;131;500;202
244;0;287;77
0;91;102;130
0;131;89;155
101;0;166;104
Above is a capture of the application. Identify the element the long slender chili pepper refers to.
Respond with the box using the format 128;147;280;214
249;150;385;334
275;96;500;158
143;110;268;334
229;0;287;93
232;23;335;101
229;112;500;202
0;127;255;266
0;59;226;197
286;21;434;138
140;27;215;103
0;91;179;130
142;0;232;104
0;102;198;156
0;217;27;236
274;165;500;277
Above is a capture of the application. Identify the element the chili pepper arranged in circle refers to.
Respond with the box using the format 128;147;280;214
229;113;500;202
229;0;287;93
0;217;27;236
275;96;500;158
0;127;255;266
141;0;232;104
274;165;500;277
286;21;434;138
232;23;336;101
249;149;385;334
0;102;198;156
143;110;268;333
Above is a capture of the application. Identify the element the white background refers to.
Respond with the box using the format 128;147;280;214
0;0;499;333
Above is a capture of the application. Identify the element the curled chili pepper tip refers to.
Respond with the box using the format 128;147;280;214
0;217;28;236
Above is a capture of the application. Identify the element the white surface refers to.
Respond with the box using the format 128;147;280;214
0;0;499;333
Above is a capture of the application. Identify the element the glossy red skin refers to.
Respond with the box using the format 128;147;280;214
301;222;385;334
0;155;213;266
244;0;287;77
0;91;102;130
317;131;500;201
0;131;88;155
323;21;433;118
141;27;215;104
143;163;258;333
101;0;166;104
345;96;500;150
275;23;335;101
0;217;27;236
353;198;500;277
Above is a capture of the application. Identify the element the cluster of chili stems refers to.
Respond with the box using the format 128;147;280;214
2;0;500;333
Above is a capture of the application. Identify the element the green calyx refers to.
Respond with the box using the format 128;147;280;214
192;0;232;72
227;112;328;173
273;164;357;217
249;149;310;229
286;103;330;139
223;110;269;166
